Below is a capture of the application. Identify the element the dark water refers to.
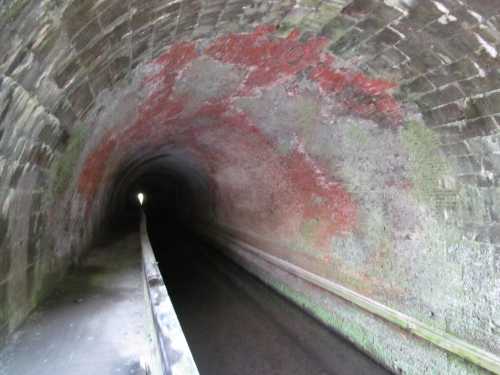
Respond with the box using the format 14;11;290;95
147;221;392;375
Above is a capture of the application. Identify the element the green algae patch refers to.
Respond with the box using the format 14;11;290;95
277;2;342;36
301;3;342;32
299;218;319;241
51;127;88;196
401;121;449;205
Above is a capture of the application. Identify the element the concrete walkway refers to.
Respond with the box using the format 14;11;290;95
0;234;148;375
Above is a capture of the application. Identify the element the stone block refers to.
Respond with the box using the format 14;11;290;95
153;25;176;49
440;141;470;157
447;31;482;57
425;19;463;39
8;164;23;187
446;58;480;81
106;19;130;45
461;117;499;139
464;0;500;15
372;27;401;47
63;0;97;38
460;73;500;96
417;85;463;110
179;0;202;18
132;37;151;61
100;0;130;26
88;68;112;95
401;76;434;96
466;93;500;119
53;100;77;130
329;28;364;55
54;59;81;89
72;19;101;51
157;0;182;16
131;6;154;31
473;49;500;76
108;55;130;83
423;102;464;127
320;18;352;47
397;38;443;72
434;123;462;144
405;0;443;26
77;35;110;68
219;0;251;22
341;0;377;17
68;81;94;116
357;17;385;35
371;2;402;23
31;144;51;167
363;55;392;72
426;66;456;88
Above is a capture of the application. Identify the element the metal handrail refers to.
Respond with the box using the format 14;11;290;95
205;222;500;375
140;212;200;375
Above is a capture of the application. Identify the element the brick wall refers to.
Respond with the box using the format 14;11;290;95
0;0;499;373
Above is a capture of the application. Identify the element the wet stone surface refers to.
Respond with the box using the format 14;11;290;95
0;233;147;375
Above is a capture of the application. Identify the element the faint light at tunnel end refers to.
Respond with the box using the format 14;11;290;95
137;192;145;206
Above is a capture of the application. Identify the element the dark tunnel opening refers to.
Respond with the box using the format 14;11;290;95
101;147;220;298
97;148;393;375
103;148;216;241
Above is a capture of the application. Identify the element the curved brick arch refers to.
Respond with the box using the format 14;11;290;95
0;0;499;373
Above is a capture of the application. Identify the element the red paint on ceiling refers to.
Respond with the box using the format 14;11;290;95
205;26;401;124
206;25;329;94
78;25;405;244
143;41;198;98
310;64;401;125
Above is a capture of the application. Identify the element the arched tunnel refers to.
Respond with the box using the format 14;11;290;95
1;0;500;374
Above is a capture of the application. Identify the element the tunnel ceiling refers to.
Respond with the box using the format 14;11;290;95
1;0;500;373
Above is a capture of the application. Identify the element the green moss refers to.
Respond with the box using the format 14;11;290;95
301;4;342;32
401;121;449;205
30;262;54;308
1;0;31;23
265;264;492;374
300;0;321;7
447;353;495;375
50;127;88;197
299;219;318;241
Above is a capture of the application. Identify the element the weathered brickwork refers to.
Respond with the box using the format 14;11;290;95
0;0;499;373
0;75;71;340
